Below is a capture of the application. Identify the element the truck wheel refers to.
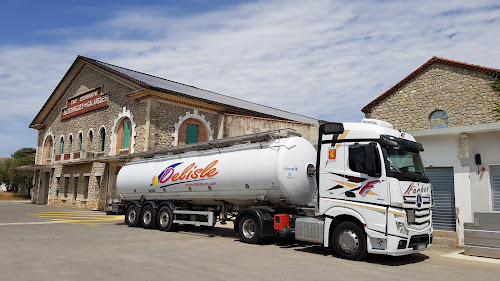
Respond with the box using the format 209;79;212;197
141;205;157;229
332;221;367;260
238;215;261;244
157;206;176;232
125;204;141;227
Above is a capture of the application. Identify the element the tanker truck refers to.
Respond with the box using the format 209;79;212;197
108;119;433;260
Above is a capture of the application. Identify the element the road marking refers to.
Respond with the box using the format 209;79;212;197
0;221;73;226
442;251;500;264
0;201;31;204
27;211;124;226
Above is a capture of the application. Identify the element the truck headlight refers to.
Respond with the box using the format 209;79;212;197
396;222;409;236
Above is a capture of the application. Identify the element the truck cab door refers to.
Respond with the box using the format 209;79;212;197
318;140;345;201
342;141;388;205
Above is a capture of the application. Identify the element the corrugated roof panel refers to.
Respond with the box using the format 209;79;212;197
95;60;317;124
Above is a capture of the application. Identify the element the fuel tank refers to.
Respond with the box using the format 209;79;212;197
116;137;317;207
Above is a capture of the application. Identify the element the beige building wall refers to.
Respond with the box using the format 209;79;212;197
221;114;318;142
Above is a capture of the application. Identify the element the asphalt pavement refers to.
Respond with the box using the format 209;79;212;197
0;200;499;281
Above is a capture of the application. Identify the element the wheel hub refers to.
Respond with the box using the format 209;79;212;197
242;219;256;238
160;211;169;227
143;210;152;225
338;229;359;254
128;209;136;223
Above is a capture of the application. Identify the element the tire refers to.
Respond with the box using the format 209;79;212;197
125;204;141;227
141;205;157;229
157;206;176;232
332;221;368;260
238;215;261;244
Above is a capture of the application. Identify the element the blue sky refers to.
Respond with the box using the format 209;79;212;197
1;0;500;157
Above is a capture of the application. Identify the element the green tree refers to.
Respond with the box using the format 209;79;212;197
0;148;36;194
11;148;36;159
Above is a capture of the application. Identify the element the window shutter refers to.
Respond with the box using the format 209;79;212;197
122;122;131;149
186;124;199;144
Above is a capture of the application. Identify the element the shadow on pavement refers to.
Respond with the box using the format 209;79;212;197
123;223;430;265
139;224;239;239
275;240;429;265
364;253;429;265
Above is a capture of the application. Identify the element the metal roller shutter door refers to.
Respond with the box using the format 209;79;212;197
491;165;500;211
426;167;456;231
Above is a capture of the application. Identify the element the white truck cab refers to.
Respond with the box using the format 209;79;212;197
317;119;433;258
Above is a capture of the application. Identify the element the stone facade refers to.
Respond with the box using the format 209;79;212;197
365;63;499;131
150;100;220;148
32;64;146;210
222;114;318;141
30;56;318;210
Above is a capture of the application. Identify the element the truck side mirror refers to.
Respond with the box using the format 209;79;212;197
319;122;344;135
363;142;381;177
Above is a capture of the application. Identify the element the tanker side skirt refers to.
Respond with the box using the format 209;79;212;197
173;210;214;226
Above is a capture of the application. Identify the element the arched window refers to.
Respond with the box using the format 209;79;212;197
44;136;53;165
100;127;106;152
179;118;208;145
429;110;449;129
60;136;64;154
88;129;94;150
116;118;131;154
78;132;83;151
68;135;73;151
173;110;213;146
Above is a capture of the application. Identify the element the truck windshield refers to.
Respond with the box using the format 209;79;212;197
383;146;429;183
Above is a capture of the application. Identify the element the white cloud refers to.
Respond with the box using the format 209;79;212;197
1;0;500;156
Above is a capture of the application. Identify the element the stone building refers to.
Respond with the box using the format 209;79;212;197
29;55;318;210
362;56;500;246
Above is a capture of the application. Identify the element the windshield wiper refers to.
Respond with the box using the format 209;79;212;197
386;158;401;173
406;169;418;181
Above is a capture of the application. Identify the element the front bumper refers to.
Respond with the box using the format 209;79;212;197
366;230;433;256
365;208;433;256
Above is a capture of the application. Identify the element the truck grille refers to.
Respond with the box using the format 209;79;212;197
405;208;431;231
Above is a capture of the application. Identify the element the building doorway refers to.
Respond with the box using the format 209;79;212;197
426;167;456;231
38;171;51;205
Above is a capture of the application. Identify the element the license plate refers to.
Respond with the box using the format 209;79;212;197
417;244;427;250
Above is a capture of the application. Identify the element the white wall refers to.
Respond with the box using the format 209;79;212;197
415;134;472;246
414;129;500;246
467;131;500;212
